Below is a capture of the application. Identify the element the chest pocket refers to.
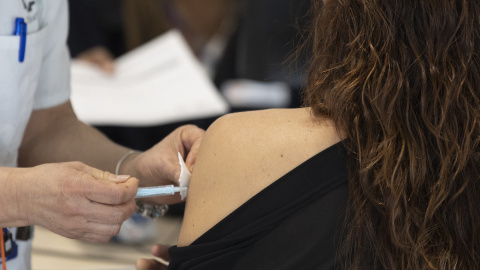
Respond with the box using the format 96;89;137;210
0;25;47;166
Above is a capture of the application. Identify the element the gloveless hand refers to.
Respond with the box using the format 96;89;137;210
120;124;204;205
136;244;170;270
15;161;138;242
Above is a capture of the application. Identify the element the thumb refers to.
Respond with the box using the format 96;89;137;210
86;166;131;183
180;125;205;154
173;167;182;183
185;135;202;171
151;244;171;261
74;165;138;205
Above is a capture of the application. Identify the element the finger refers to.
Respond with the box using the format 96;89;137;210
84;176;139;205
80;222;123;239
180;125;205;153
136;258;168;270
151;244;171;261
83;200;136;225
98;59;115;73
53;206;133;241
78;232;115;243
58;224;120;243
78;46;115;73
179;125;204;172
173;165;182;183
90;57;114;73
185;135;203;171
86;166;130;183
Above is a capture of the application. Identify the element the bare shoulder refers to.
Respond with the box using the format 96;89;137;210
177;108;342;246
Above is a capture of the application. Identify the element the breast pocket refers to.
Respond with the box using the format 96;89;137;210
0;26;47;166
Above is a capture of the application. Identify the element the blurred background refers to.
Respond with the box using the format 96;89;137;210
68;0;311;150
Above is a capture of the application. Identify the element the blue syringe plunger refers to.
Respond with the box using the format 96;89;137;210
135;185;188;198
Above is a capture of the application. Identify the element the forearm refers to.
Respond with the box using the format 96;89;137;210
18;102;130;173
0;167;29;227
18;101;205;207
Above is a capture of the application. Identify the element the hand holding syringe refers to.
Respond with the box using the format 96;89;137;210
135;152;191;200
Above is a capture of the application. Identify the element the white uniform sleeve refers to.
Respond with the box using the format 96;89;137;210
33;0;70;110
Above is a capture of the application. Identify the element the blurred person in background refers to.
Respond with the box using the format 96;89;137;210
68;0;238;74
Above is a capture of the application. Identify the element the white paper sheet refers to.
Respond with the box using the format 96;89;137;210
70;30;229;126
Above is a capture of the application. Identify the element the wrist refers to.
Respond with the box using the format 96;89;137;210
116;150;141;176
0;167;31;227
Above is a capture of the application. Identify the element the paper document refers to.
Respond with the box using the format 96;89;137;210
70;30;229;126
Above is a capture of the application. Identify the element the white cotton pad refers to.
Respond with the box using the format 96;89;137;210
177;152;191;200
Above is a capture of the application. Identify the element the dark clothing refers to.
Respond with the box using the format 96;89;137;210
168;142;349;270
67;0;125;58
214;0;312;110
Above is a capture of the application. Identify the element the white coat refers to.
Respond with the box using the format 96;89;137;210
0;1;70;268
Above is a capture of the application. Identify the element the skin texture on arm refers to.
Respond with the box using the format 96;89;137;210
18;101;131;172
177;108;342;246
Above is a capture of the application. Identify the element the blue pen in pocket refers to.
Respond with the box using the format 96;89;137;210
14;18;27;63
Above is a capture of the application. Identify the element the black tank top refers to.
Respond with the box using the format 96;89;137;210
169;142;348;270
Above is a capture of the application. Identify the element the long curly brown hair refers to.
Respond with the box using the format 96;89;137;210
304;0;480;269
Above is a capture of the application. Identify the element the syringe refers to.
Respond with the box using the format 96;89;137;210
135;185;188;198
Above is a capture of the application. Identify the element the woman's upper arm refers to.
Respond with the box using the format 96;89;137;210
177;113;255;246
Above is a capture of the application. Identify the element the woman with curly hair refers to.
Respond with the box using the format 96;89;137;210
307;0;480;268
